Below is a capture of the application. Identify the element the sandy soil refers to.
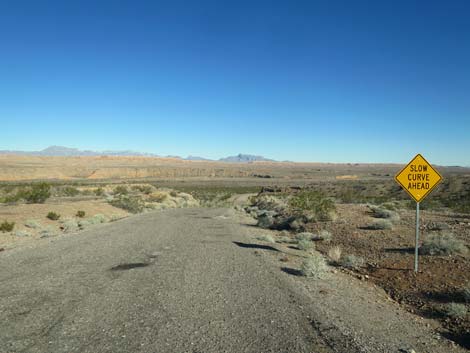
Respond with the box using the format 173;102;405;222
0;200;129;248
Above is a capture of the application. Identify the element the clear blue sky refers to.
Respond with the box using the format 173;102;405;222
1;1;469;165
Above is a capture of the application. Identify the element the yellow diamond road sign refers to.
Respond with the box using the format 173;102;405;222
395;154;442;203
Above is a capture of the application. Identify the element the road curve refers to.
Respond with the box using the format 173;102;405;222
0;208;334;353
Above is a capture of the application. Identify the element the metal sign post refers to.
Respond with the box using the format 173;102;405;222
414;202;420;273
395;154;442;273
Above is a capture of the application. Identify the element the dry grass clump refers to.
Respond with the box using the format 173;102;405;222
443;303;468;319
311;230;332;242
327;246;342;263
297;239;314;251
147;192;169;203
295;232;312;242
15;230;31;237
24;219;41;229
420;232;468;256
340;254;364;270
257;234;275;243
366;219;393;230
300;253;328;278
61;218;79;232
369;205;399;220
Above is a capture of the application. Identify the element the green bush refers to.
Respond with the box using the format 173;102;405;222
47;212;61;221
110;196;145;213
25;183;51;203
76;210;86;218
114;186;129;195
131;185;153;194
300;253;328;278
61;186;80;197
420;232;468;256
94;187;105;196
289;191;336;221
0;220;15;233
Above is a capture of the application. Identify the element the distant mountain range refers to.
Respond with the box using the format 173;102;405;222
0;146;277;163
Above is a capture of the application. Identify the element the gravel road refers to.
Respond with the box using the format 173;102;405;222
0;208;465;353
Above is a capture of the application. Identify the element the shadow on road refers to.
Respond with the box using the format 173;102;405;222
233;241;279;252
281;267;302;276
110;263;150;271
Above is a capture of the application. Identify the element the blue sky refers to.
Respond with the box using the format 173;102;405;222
0;1;469;165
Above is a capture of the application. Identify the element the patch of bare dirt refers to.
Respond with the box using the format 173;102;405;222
0;200;129;248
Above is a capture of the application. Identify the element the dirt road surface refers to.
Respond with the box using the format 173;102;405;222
0;208;464;353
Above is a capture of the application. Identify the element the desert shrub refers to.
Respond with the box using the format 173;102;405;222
76;210;86;218
39;226;57;238
297;239;314;251
295;232;313;242
25;183;51;203
327;246;342;263
368;205;400;222
300;253;328;278
15;230;31;237
114;185;129;195
420;232;468;256
289;217;306;231
427;222;451;231
94;187;105;196
61;186;80;197
366;219;393;230
132;185;153;194
110;196;145;213
463;284;470;302
170;190;178;197
61;219;79;232
0;220;15;232
89;214;108;224
257;214;275;229
24;219;40;229
46;212;61;221
1;190;26;203
289;191;336;221
340;254;364;269
148;192;168;203
110;214;122;222
443;303;468;319
257;234;275;243
276;236;295;244
312;230;332;242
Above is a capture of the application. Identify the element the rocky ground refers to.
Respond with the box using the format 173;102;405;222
244;192;470;349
